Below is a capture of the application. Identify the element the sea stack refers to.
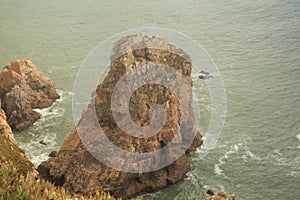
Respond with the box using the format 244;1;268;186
38;34;203;198
0;59;60;131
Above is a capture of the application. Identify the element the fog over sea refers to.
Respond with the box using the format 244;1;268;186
0;0;299;199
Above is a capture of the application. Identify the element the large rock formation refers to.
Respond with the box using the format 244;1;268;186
0;59;60;131
0;108;36;175
38;34;203;198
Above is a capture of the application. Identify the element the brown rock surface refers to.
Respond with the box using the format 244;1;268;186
0;108;16;145
0;107;36;175
0;59;60;131
38;34;203;198
207;191;236;200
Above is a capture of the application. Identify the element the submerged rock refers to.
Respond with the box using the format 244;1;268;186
0;108;36;175
0;59;60;131
38;34;203;198
39;140;47;145
207;189;215;196
207;191;236;200
198;70;213;80
48;151;57;157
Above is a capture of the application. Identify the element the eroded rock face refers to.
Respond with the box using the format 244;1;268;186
0;108;16;145
0;108;36;175
0;59;60;131
38;34;203;198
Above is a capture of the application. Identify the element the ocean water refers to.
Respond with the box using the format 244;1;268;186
1;0;299;199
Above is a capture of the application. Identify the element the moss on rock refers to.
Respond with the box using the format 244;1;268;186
0;108;35;175
0;135;35;175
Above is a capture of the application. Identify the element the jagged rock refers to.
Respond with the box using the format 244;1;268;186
0;108;16;145
38;34;203;198
207;191;236;200
198;70;213;80
48;151;57;157
0;59;60;131
207;189;215;196
39;140;47;145
0;108;36;175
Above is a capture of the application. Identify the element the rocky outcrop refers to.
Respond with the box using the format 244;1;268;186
0;59;60;131
38;34;203;198
207;191;236;200
0;108;16;145
0;108;36;175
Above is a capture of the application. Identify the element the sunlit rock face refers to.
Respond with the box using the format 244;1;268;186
0;59;59;131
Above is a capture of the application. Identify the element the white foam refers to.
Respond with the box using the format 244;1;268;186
34;107;65;123
296;133;300;141
212;139;300;179
243;147;262;161
214;165;225;177
287;171;300;177
56;89;73;103
33;90;71;124
17;132;58;166
23;90;73;166
214;143;242;177
268;150;289;166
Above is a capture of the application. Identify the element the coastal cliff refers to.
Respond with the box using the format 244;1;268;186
38;34;203;198
0;64;120;200
0;108;36;175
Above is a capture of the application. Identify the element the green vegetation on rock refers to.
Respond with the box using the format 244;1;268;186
0;135;35;175
0;162;143;200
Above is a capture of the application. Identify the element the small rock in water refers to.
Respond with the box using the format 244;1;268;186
207;191;236;200
39;140;47;145
48;151;57;157
28;132;34;137
207;189;215;196
198;70;213;80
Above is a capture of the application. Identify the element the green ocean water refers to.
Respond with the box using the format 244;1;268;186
0;0;299;199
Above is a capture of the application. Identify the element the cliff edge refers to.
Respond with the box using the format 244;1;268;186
0;108;36;175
